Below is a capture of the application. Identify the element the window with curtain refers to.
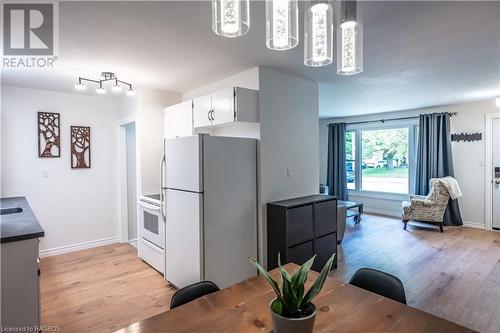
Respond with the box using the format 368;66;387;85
345;122;419;195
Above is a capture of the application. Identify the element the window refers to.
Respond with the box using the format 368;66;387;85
345;131;356;190
346;122;418;195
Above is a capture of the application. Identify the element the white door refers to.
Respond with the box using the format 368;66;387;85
164;101;193;139
165;189;203;288
493;119;500;230
193;94;213;128
212;88;235;126
165;136;203;192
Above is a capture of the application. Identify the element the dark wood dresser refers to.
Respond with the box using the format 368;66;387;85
267;195;337;271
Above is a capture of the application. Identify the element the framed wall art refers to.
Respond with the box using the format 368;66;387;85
38;112;60;157
70;126;91;169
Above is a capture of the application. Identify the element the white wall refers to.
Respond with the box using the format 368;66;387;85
1;86;120;252
120;88;181;195
259;68;319;266
319;99;500;228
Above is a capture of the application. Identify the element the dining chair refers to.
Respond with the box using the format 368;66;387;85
170;281;220;309
349;268;407;304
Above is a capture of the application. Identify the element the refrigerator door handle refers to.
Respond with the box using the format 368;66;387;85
160;148;167;222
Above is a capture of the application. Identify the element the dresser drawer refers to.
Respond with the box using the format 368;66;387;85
312;233;337;272
286;206;313;247
314;200;337;237
286;241;314;266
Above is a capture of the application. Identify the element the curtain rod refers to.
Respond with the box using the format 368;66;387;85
345;112;457;126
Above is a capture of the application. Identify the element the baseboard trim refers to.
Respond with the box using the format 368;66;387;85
361;210;487;231
462;221;486;230
40;236;120;257
363;207;401;218
129;238;138;248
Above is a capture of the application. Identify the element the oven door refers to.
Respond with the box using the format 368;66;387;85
138;201;164;250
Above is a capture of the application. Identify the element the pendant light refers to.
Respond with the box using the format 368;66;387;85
337;0;363;75
266;0;299;50
212;0;250;38
304;0;334;67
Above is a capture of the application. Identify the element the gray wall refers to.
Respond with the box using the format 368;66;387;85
259;67;320;267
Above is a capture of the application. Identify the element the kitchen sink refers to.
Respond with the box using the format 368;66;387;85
0;207;23;215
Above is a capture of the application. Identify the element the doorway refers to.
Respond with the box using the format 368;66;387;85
492;118;500;230
119;117;139;245
486;114;500;231
125;122;138;243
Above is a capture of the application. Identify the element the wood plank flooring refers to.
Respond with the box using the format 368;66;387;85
40;243;175;332
332;214;500;333
40;214;500;333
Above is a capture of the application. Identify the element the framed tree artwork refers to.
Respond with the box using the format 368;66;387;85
70;126;91;169
38;112;60;157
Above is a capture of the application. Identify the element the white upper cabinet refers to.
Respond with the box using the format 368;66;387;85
193;94;213;128
193;87;258;129
164;100;193;139
212;88;234;126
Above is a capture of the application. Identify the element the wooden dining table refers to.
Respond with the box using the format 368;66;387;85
115;263;477;333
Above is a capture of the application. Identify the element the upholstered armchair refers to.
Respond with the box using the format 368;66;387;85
402;178;450;232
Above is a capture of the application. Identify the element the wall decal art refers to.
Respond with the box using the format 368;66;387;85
451;132;482;142
71;126;91;168
38;112;60;157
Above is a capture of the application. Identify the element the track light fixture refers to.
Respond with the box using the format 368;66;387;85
74;72;135;96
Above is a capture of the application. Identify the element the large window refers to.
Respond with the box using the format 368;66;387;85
346;131;356;190
345;123;418;194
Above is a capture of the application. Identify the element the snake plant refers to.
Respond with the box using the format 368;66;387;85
249;253;335;318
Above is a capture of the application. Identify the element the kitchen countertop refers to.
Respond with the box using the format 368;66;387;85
0;197;44;243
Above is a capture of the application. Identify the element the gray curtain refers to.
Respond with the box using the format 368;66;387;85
327;123;347;200
415;113;463;226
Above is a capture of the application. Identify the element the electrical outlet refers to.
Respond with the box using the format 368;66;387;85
479;159;485;166
42;168;49;178
286;168;293;179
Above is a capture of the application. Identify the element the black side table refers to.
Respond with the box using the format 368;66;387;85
338;200;363;224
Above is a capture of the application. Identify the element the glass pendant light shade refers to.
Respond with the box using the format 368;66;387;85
266;0;299;50
337;0;363;75
304;1;334;67
212;0;250;38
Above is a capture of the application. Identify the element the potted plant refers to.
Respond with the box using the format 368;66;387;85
249;253;335;333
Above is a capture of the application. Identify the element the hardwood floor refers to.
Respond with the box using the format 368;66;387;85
40;215;500;333
332;214;500;333
40;243;175;332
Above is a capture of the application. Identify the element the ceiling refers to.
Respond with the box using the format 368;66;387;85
2;1;499;118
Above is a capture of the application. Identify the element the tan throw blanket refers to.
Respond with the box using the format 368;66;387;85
439;177;463;199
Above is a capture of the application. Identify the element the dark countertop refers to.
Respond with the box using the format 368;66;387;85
0;197;45;243
268;194;337;208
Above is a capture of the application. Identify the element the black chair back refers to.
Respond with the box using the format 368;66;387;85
349;268;407;304
170;281;220;309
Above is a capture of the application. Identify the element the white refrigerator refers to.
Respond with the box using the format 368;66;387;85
162;135;258;289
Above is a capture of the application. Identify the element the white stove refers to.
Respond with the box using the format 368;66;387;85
137;194;165;274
